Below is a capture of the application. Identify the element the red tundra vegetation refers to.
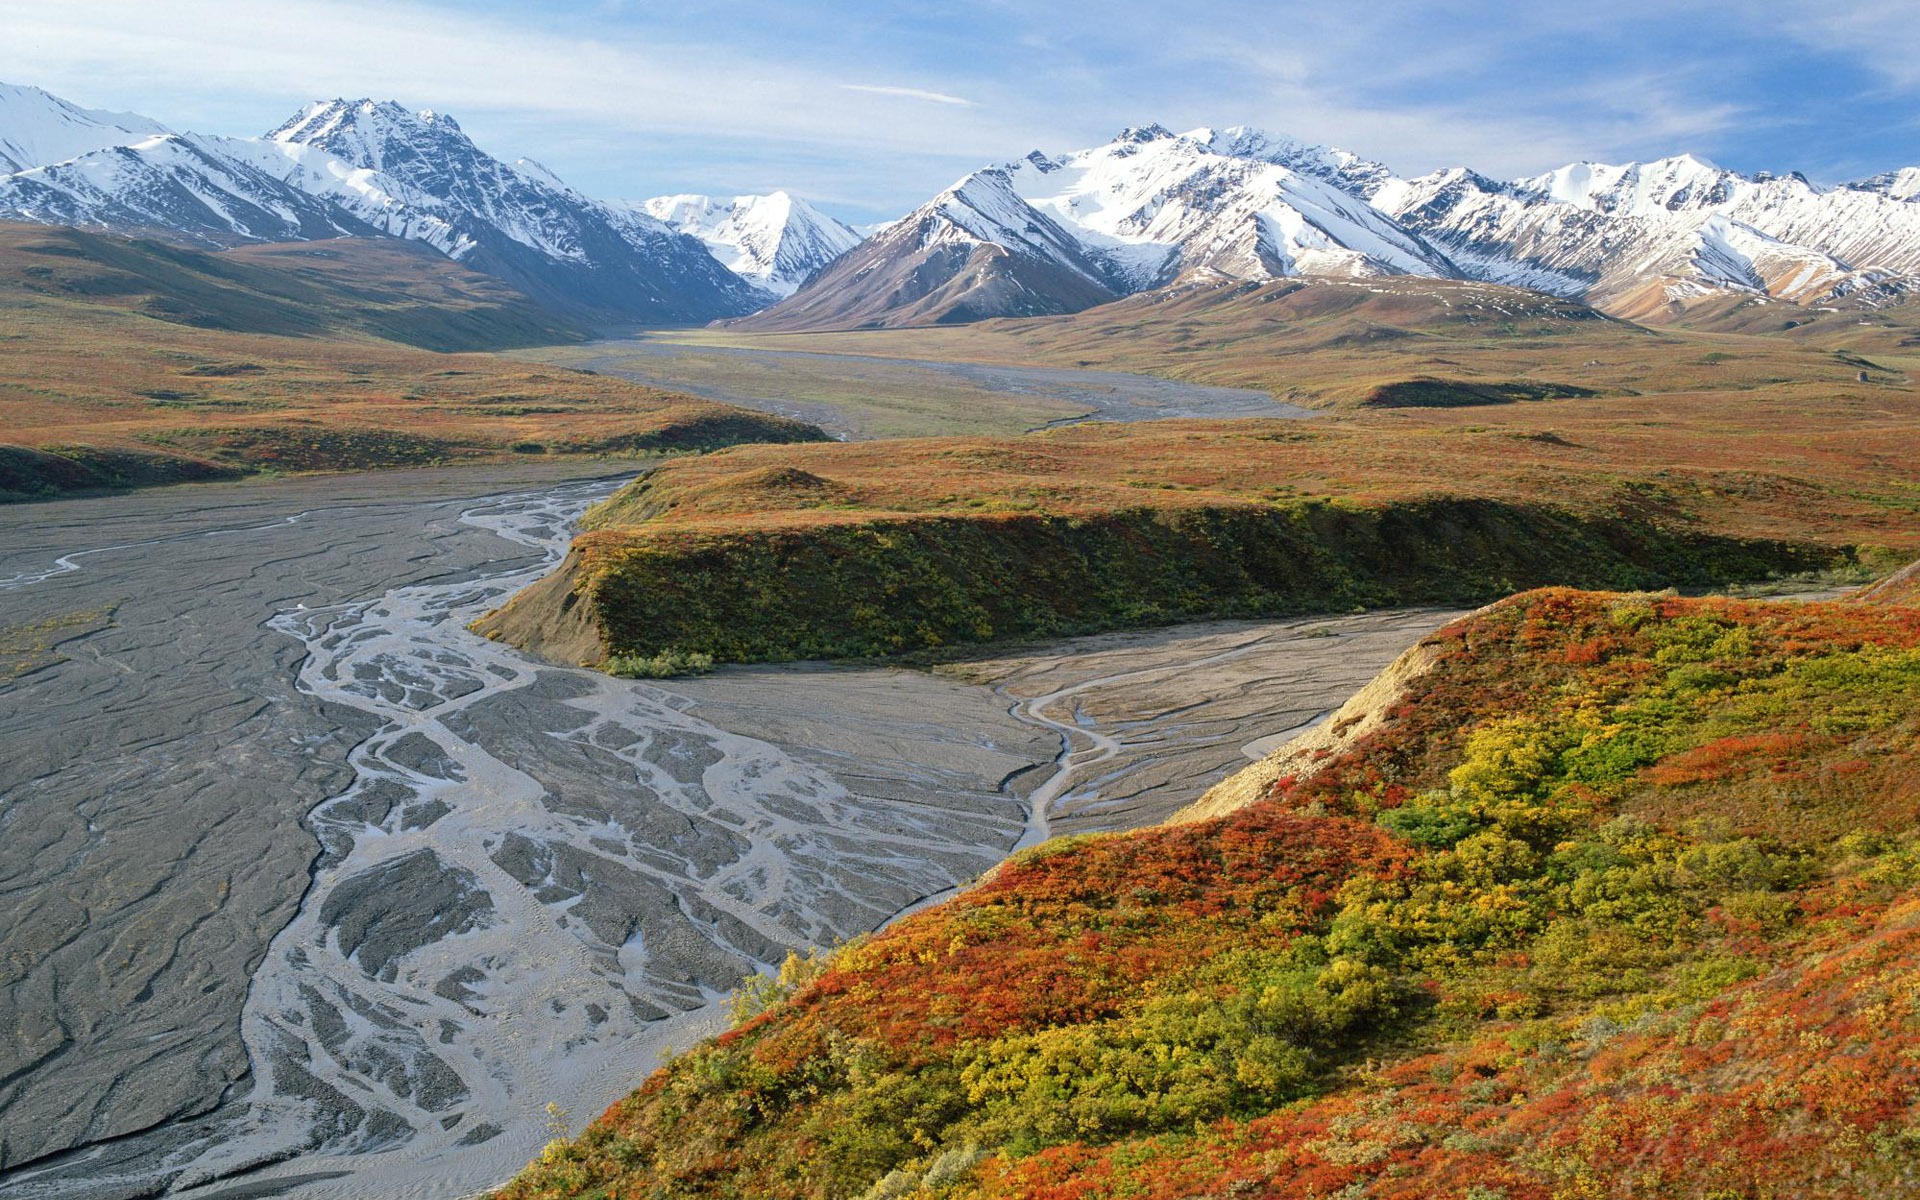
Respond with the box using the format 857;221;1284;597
496;584;1920;1199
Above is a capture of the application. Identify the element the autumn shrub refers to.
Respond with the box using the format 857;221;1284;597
576;500;1841;666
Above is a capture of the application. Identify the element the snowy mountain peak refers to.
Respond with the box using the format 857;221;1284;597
0;84;762;322
1851;167;1920;203
1521;154;1750;216
1379;148;1920;316
743;120;1463;329
266;98;476;174
1186;124;1395;198
0;81;171;173
639;190;859;296
512;157;573;191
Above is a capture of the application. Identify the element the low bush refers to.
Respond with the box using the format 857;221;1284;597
605;649;715;679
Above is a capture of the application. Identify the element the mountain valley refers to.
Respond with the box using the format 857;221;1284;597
2;71;1919;1200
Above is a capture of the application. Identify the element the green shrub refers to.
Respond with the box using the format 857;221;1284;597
605;649;715;678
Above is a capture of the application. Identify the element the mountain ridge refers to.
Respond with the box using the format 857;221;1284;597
640;191;860;296
741;125;1920;330
0;88;768;324
3;82;1918;333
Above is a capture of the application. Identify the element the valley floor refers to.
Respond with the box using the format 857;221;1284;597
512;335;1307;440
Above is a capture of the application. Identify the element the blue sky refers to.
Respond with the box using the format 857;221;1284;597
3;0;1917;223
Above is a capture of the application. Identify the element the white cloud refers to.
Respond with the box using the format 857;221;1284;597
840;85;974;106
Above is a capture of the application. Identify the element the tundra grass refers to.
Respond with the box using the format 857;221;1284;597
0;225;827;498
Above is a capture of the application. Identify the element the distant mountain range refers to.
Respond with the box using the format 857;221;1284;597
0;84;849;324
637;192;860;297
3;82;1918;331
741;124;1920;330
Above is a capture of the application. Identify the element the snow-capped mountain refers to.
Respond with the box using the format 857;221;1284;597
1852;168;1920;203
0;88;766;323
741;124;1458;330
639;191;859;296
1190;125;1395;199
6;81;1919;331
0;132;378;246
253;99;767;321
0;83;170;173
754;124;1920;330
1376;154;1920;316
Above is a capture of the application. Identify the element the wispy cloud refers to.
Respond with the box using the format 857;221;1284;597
841;84;974;106
1776;0;1920;88
0;0;1036;211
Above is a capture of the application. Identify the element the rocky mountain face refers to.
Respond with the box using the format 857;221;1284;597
640;191;860;296
729;168;1132;330
256;100;768;322
0;132;379;247
745;127;1920;330
0;90;765;324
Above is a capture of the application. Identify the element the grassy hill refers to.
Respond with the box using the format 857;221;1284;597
0;223;828;499
494;584;1920;1200
478;381;1920;667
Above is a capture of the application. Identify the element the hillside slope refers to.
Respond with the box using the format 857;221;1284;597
0;222;828;499
495;587;1920;1199
0;220;584;349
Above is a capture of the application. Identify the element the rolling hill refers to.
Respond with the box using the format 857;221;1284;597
0;221;826;500
492;582;1920;1200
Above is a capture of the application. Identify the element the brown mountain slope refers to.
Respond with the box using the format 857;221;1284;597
724;216;1120;332
0;223;828;499
0;221;587;350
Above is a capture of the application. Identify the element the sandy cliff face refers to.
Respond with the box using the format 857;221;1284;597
470;547;606;667
1171;633;1451;824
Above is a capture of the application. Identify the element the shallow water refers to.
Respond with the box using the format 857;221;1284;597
0;470;1046;1199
